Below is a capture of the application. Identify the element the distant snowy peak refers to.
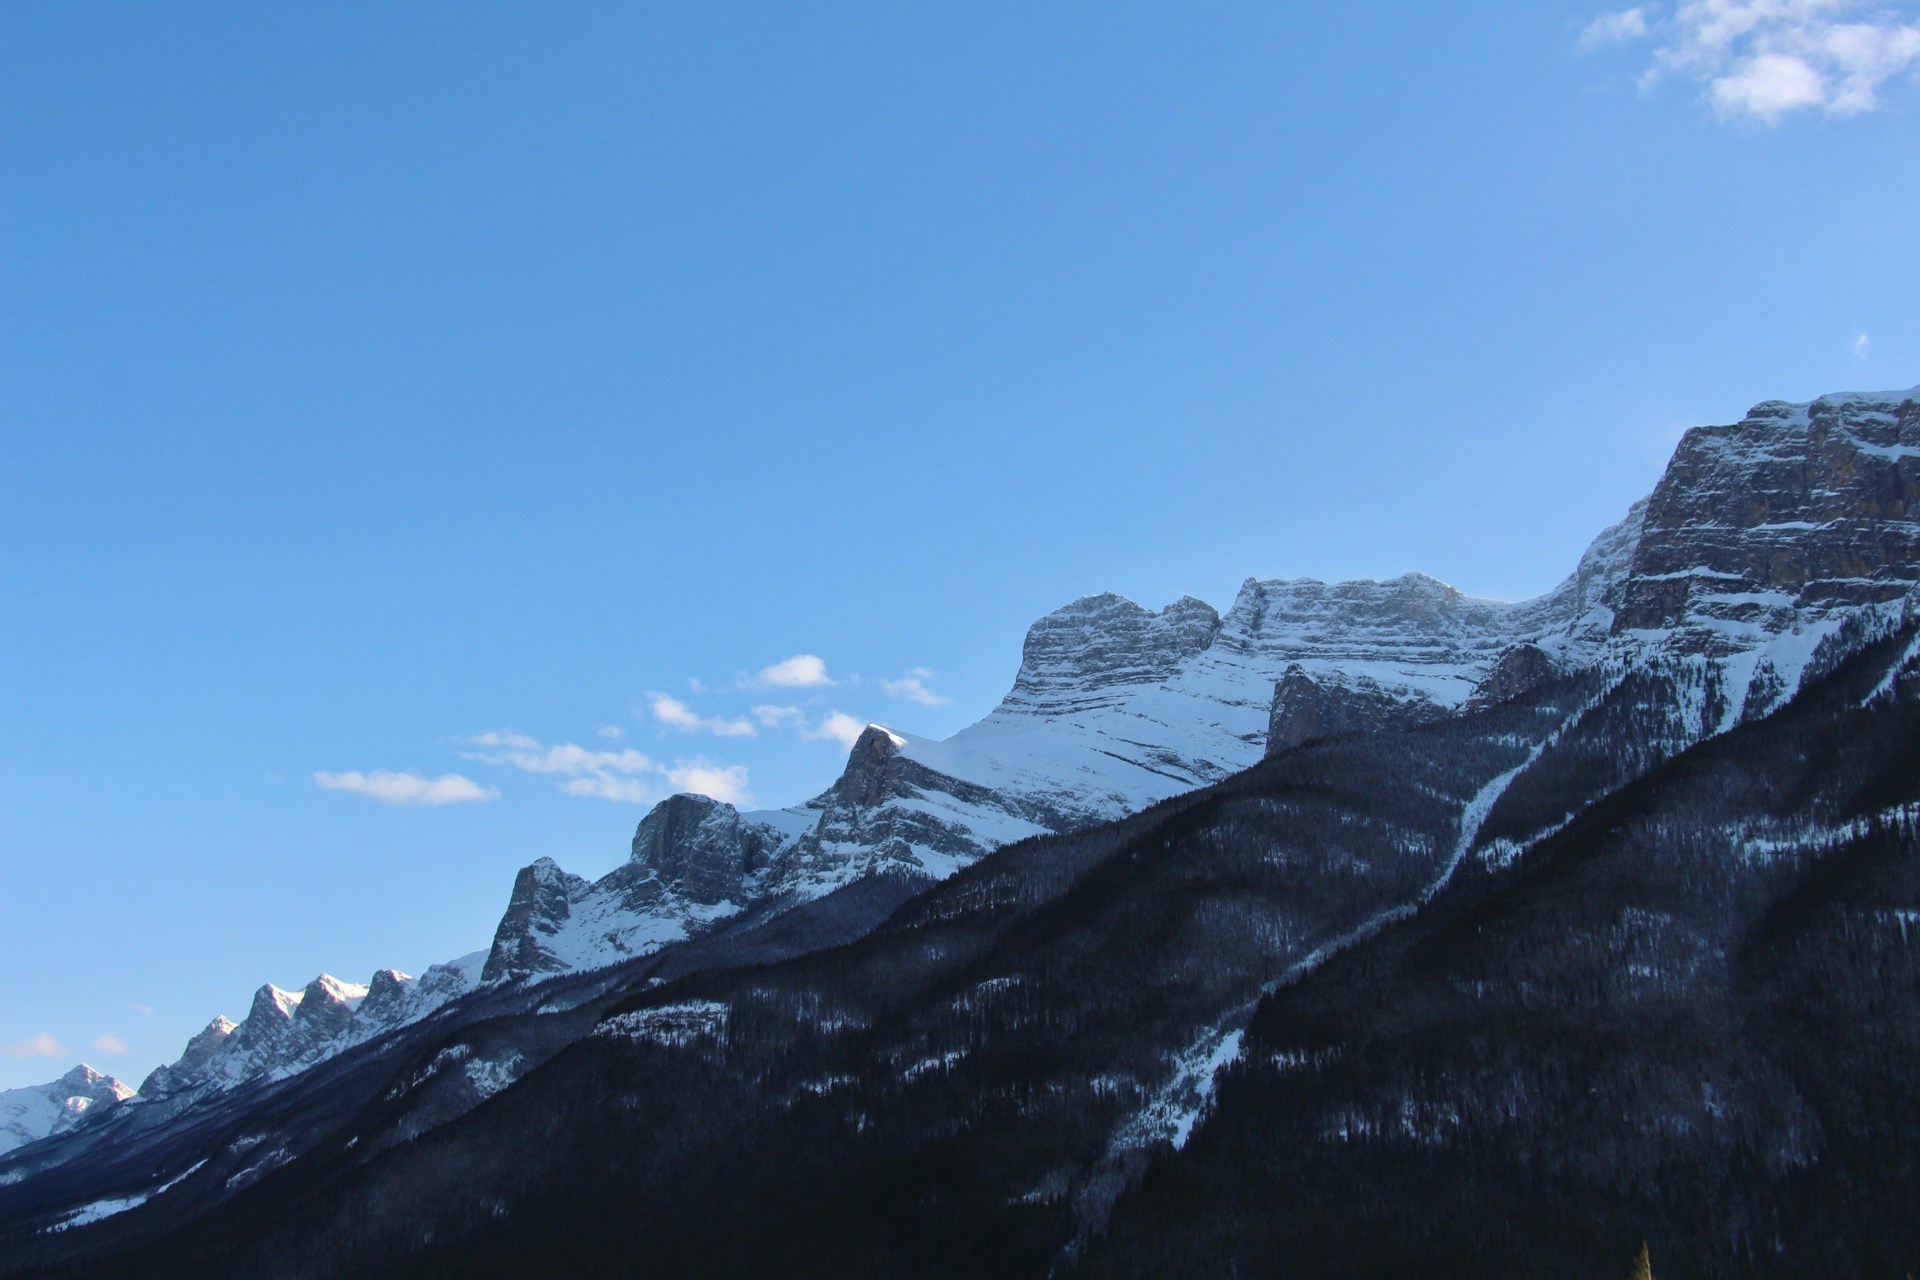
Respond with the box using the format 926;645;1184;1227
140;954;485;1101
0;1065;135;1157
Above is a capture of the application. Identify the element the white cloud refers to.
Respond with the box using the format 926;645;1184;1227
749;654;835;688
595;724;626;740
1581;6;1653;48
465;730;750;806
464;738;655;777
560;775;661;804
648;693;756;737
465;729;540;750
93;1034;128;1055
802;711;871;749
880;667;951;707
4;1032;64;1059
1707;47;1830;115
664;761;754;806
1853;331;1871;358
130;1003;154;1016
313;770;498;806
1608;1;1920;123
753;704;803;727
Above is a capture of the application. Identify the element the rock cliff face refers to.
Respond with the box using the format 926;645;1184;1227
0;1067;134;1158
1267;664;1448;753
1617;389;1920;641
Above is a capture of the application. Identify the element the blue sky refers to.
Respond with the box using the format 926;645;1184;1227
4;1;1918;1090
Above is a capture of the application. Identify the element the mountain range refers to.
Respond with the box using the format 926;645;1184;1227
2;385;1916;1278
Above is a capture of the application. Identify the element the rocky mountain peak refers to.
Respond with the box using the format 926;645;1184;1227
1615;386;1920;646
481;860;595;982
51;1065;127;1098
1003;593;1223;715
0;1064;136;1156
820;725;910;810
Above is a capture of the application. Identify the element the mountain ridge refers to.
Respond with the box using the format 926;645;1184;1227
9;383;1911;1254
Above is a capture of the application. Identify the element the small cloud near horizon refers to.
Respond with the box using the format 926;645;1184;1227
93;1034;129;1055
802;711;870;749
313;770;498;807
664;761;754;807
1853;332;1871;359
5;1032;65;1059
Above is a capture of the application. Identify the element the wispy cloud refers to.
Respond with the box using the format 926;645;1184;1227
1581;5;1652;47
880;667;950;707
753;704;803;728
465;730;750;807
129;1003;154;1016
5;1032;64;1059
1853;331;1872;358
802;711;871;749
748;654;835;689
648;693;757;737
466;730;540;750
313;770;498;806
560;775;659;804
595;724;626;740
92;1034;128;1055
1585;1;1920;122
464;736;655;776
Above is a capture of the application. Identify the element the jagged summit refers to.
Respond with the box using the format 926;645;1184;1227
138;955;485;1102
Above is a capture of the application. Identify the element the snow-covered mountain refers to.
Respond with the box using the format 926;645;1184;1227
0;1067;133;1159
6;382;1917;1275
118;384;1920;1114
135;954;486;1104
478;387;1919;982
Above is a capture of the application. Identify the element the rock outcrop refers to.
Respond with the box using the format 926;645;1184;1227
1617;390;1920;641
1266;664;1449;753
1464;644;1562;713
